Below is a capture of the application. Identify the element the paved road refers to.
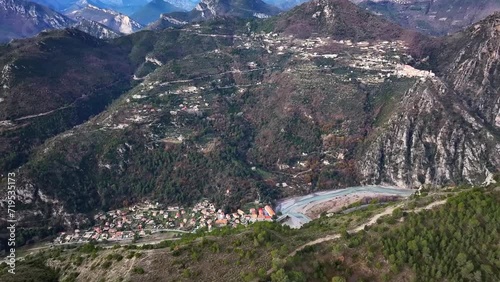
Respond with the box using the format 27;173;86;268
14;229;187;259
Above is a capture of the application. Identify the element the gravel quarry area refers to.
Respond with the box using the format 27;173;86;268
275;186;415;228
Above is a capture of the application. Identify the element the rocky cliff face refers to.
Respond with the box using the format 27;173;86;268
65;4;143;33
436;14;500;128
359;78;499;187
359;14;500;187
148;0;281;29
72;18;122;38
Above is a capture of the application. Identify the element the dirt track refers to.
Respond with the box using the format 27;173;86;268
283;198;448;261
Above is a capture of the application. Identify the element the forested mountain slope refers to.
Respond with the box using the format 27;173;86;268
0;29;133;174
0;0;499;249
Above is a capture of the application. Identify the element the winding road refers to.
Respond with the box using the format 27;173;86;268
267;198;448;275
290;199;448;256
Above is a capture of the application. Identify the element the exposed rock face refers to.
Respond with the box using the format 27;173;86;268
360;78;499;187
360;14;500;187
65;4;143;34
437;15;500;129
147;0;281;29
72;18;121;38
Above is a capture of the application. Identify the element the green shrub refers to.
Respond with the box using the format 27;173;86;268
101;261;112;269
133;267;145;274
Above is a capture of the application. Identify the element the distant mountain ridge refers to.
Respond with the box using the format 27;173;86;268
167;0;198;10
357;0;500;35
0;0;73;42
33;0;149;15
263;0;307;10
65;4;143;33
148;0;281;29
131;0;184;25
0;0;119;42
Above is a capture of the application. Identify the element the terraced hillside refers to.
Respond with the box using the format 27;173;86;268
358;0;500;35
0;0;499;251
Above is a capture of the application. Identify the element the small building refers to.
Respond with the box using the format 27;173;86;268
258;208;264;217
215;219;228;226
264;205;275;217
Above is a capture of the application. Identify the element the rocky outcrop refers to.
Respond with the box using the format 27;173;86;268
65;4;143;34
147;0;281;29
72;18;121;38
437;14;500;128
360;14;500;187
360;78;499;187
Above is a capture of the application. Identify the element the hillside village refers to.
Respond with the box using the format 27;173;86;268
94;26;436;150
44;25;441;248
244;31;435;84
75;26;441;208
53;200;276;245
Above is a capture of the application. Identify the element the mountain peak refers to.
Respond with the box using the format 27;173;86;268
471;12;500;36
148;0;281;29
0;0;74;42
271;0;420;41
64;3;143;34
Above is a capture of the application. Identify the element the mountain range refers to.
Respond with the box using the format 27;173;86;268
0;0;121;42
0;0;73;42
148;0;282;29
0;0;499;262
65;4;143;33
0;0;284;42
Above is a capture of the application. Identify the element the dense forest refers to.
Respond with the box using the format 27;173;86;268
382;190;500;281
